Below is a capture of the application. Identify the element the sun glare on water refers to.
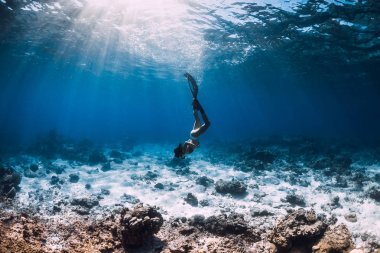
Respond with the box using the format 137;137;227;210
64;0;205;77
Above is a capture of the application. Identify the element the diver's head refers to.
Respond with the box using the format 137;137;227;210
174;143;184;158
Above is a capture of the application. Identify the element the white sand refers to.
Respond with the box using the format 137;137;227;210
10;143;380;246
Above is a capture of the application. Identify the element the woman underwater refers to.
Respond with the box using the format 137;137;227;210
174;73;211;158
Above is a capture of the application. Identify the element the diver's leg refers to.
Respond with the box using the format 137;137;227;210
191;114;210;137
191;101;210;138
193;109;201;130
190;100;201;138
197;112;211;135
200;111;210;127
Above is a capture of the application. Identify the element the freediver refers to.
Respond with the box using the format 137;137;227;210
174;73;211;158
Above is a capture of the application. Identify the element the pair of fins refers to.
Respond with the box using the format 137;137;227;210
184;72;204;114
184;72;198;99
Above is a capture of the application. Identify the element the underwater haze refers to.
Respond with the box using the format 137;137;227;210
1;0;380;146
1;1;380;252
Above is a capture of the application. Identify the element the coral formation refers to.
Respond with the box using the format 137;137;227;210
215;179;247;195
268;209;328;251
120;204;164;247
313;224;354;253
0;165;21;199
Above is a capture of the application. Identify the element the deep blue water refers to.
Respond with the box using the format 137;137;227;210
0;0;380;148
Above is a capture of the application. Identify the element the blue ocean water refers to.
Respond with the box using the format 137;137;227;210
0;0;379;147
1;2;380;251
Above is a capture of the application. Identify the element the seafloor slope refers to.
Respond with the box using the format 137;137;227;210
0;135;379;252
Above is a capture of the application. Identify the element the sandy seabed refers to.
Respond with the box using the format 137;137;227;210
0;138;379;252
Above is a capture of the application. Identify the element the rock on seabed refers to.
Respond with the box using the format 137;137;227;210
268;209;328;250
215;179;247;195
120;204;164;247
0;166;21;199
313;224;354;253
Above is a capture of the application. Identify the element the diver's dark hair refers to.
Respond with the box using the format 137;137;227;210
174;143;183;158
